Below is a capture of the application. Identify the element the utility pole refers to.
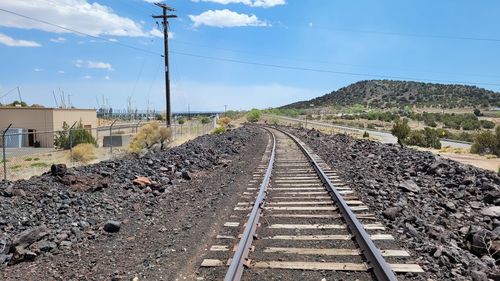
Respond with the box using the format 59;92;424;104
224;105;227;116
153;2;177;127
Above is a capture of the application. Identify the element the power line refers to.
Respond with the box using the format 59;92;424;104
170;50;500;87
310;25;500;43
1;7;500;88
172;39;500;80
0;8;161;56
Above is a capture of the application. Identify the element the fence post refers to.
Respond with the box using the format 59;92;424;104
68;121;77;162
2;124;12;181
136;120;141;133
110;120;117;155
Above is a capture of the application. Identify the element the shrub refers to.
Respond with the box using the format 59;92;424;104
423;127;442;149
462;119;481;130
406;130;427;147
129;124;172;153
362;131;369;138
480;120;496;129
271;117;279;125
200;117;211;124
212;126;226;135
54;121;97;149
178;118;185;125
405;128;441;149
217;117;232;128
71;143;97;163
391;119;410;146
471;131;498;155
424;119;437;127
474;108;482;117
247;109;261;123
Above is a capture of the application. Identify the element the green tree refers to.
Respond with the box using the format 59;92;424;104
247;109;261;123
54;121;97;149
471;131;498;155
423;127;442;149
473;108;482;117
391;119;411;147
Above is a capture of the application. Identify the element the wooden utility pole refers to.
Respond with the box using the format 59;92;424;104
153;2;177;127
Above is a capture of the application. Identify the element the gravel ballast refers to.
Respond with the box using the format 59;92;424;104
281;126;499;280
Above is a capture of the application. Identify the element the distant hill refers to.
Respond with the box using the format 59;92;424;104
282;80;500;109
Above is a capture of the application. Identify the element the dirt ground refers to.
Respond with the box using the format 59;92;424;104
415;147;499;172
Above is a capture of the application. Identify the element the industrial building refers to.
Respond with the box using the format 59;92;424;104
0;107;97;148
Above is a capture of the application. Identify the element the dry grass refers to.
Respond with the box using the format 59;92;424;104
439;146;469;154
129;123;172;153
71;143;97;163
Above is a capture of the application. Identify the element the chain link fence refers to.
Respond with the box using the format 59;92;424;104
0;118;216;181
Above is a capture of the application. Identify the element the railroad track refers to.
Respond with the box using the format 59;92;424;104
198;127;423;280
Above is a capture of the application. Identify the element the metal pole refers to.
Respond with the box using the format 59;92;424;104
2;124;12;181
110;120;117;155
68;121;77;161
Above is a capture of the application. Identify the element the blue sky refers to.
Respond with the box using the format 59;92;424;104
0;0;499;112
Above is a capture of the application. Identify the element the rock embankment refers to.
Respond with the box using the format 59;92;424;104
284;126;499;281
0;127;260;268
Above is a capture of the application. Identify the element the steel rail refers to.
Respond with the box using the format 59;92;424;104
224;128;276;281
276;127;398;281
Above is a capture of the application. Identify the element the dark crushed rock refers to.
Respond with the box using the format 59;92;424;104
281;125;500;280
0;127;260;268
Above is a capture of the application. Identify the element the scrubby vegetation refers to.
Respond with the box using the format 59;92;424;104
247;109;262;123
284;80;500;109
128;123;172;153
217;117;232;128
470;127;500;156
54;121;97;149
71;143;97;163
212;126;226;135
338;109;495;131
200;116;211;125
263;108;304;117
391;120;442;149
212;117;232;134
391;119;411;147
405;128;442;149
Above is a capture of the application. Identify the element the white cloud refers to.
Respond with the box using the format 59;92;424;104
88;61;114;71
75;60;113;71
58;70;65;74
104;76;110;80
83;75;92;79
50;37;66;43
0;33;41;47
33;68;43;72
192;0;285;8
148;28;174;38
144;0;162;3
108;38;118;42
189;9;268;28
0;0;161;37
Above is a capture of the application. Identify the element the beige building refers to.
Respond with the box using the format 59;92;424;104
0;107;97;148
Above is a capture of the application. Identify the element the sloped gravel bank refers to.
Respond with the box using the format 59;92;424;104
0;126;268;280
282;126;499;281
